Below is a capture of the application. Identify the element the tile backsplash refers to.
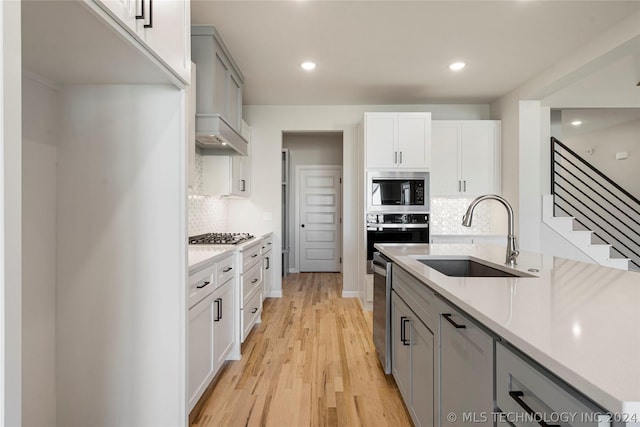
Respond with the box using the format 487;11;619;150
430;197;491;234
189;149;228;235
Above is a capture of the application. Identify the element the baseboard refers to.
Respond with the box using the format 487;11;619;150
341;290;360;298
288;268;300;274
267;290;283;298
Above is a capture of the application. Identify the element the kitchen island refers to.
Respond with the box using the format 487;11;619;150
376;243;640;426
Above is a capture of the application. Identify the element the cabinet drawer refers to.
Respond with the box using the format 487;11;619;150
216;254;235;285
242;262;263;305
242;290;262;342
242;243;262;271
392;266;438;331
496;343;609;427
189;263;216;308
261;237;273;254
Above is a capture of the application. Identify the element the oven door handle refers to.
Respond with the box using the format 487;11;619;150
372;264;387;276
367;223;429;229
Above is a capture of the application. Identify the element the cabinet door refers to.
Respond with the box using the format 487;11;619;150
201;156;231;196
431;122;461;196
137;0;191;83
410;317;435;427
214;50;230;121
440;308;494;426
228;73;242;131
188;293;215;411
96;0;137;32
212;279;235;371
262;250;272;299
365;113;397;168
391;291;412;404
460;122;497;196
397;113;431;169
188;63;196;189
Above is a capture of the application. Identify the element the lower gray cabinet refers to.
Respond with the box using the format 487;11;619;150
496;342;610;427
391;289;435;427
439;302;494;426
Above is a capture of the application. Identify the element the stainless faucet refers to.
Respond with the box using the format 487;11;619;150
462;194;519;266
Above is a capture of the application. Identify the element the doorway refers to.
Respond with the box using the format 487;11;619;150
282;132;344;273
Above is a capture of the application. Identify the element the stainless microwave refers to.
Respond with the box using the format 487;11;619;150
367;171;430;213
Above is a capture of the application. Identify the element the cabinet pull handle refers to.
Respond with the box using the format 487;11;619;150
222;267;232;273
400;316;410;345
266;257;270;269
251;278;259;284
251;307;258;314
442;313;466;329
214;298;222;322
394;152;398;164
252;254;258;258
135;0;144;20
144;0;153;28
241;179;246;192
458;180;461;192
508;391;560;427
196;281;210;289
399;151;403;164
463;180;466;191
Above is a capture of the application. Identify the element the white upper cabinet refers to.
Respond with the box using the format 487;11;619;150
365;112;431;170
95;0;191;83
431;120;501;197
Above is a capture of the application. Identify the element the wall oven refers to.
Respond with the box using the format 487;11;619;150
366;213;429;273
367;171;430;213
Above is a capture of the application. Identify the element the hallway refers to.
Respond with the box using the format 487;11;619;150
191;272;411;426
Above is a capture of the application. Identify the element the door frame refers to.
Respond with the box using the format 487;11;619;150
294;165;343;273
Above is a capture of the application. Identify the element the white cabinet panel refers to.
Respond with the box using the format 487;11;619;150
431;120;500;196
212;279;235;370
138;0;190;82
366;113;397;168
431;123;460;196
461;121;497;196
398;113;431;169
365;112;431;170
188;293;215;411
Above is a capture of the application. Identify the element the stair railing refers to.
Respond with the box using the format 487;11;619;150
551;137;640;270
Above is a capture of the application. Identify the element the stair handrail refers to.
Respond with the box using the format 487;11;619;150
551;137;640;207
551;137;640;270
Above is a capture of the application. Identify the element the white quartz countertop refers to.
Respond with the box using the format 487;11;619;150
375;243;640;419
188;232;274;272
188;245;236;272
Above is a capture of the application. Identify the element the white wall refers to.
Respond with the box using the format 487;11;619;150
562;118;640;199
490;10;640;259
22;74;58;427
55;85;186;427
2;2;22;424
232;104;489;301
283;133;343;272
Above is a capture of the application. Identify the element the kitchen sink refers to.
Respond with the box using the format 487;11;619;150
417;258;529;278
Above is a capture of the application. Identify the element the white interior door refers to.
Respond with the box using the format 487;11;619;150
298;166;342;272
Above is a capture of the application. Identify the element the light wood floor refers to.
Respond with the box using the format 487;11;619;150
192;272;412;427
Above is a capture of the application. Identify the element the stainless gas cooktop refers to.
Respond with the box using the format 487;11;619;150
188;232;254;245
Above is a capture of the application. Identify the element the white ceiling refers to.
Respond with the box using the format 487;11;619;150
191;0;640;106
560;108;640;138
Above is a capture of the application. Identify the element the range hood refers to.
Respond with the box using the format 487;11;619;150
196;114;248;156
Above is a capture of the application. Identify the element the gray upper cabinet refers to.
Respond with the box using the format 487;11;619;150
192;26;244;134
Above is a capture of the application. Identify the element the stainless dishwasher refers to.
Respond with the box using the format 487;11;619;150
372;251;392;374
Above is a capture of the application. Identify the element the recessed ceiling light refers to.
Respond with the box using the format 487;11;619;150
449;62;466;71
571;120;582;126
300;61;316;71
